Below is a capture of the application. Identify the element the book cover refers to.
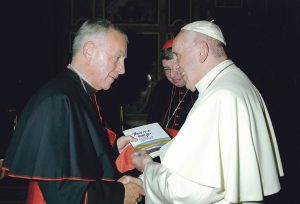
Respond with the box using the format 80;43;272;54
123;122;171;158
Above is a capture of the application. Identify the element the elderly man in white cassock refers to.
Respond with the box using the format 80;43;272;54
123;20;284;204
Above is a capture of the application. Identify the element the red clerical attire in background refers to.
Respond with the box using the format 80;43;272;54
116;78;198;173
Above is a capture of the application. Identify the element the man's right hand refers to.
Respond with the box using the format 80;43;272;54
123;182;144;204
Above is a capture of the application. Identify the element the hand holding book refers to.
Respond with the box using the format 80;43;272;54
131;150;153;172
123;123;171;158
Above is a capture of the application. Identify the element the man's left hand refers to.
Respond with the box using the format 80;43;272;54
131;151;153;172
117;135;137;153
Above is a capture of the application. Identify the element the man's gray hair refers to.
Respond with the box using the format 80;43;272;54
199;33;226;58
72;19;128;57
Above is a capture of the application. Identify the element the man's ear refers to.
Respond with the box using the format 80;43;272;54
82;41;95;61
198;41;209;63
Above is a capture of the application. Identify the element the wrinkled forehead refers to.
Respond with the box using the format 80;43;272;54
102;29;127;52
173;30;193;52
106;29;127;44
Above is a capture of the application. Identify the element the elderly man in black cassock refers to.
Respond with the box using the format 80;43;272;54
1;19;144;204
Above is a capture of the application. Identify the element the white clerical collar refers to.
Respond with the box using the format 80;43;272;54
195;60;234;94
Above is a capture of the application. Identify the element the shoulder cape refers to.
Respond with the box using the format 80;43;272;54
3;70;119;181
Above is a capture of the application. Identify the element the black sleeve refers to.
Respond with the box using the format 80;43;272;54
39;179;124;204
87;180;124;204
111;139;119;158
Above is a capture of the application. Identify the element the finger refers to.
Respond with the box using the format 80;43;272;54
138;150;147;156
126;135;137;142
118;175;130;184
131;151;142;158
131;150;148;161
130;177;143;187
139;186;145;196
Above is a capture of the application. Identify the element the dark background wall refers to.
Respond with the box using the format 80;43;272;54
0;0;299;203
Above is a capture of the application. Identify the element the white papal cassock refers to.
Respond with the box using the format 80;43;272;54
140;60;284;204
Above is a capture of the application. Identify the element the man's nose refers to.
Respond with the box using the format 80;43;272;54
117;60;125;74
169;69;178;78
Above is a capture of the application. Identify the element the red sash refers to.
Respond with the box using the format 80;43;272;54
26;182;46;204
165;128;179;138
105;128;117;146
26;128;117;204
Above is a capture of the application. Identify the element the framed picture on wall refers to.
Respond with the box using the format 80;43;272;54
104;0;159;25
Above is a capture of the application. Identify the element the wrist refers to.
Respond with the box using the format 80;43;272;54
143;159;153;171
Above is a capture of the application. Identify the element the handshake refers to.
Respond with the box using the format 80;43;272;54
119;175;144;204
117;146;154;204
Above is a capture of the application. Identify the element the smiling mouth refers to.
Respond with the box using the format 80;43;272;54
110;74;117;80
172;78;182;82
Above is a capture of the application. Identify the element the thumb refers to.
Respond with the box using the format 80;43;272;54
126;135;138;142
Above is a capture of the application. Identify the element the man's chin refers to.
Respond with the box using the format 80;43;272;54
98;83;111;91
103;85;111;90
172;81;185;87
100;80;114;90
174;83;185;88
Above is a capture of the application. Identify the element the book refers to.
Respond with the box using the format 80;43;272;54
123;122;171;158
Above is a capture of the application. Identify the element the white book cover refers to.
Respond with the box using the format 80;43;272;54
123;122;171;158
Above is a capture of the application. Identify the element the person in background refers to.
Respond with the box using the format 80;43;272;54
1;19;144;204
129;20;284;204
146;38;198;137
115;39;198;174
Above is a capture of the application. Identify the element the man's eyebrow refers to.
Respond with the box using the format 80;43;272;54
117;50;125;56
172;51;179;56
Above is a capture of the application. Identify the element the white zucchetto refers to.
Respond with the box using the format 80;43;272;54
182;20;226;46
